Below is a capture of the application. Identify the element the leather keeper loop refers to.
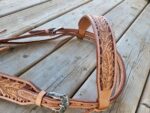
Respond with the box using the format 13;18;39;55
78;15;91;39
35;90;46;106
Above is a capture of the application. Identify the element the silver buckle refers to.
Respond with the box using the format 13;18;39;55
46;92;69;113
48;27;64;34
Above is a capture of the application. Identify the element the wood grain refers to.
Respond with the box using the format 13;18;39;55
105;0;148;38
0;0;49;17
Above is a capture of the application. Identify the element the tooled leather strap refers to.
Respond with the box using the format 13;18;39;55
79;15;117;110
0;15;126;113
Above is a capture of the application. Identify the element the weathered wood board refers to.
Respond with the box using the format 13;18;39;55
0;0;49;17
105;0;148;39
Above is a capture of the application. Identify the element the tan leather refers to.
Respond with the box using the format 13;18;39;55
35;91;46;106
0;15;126;113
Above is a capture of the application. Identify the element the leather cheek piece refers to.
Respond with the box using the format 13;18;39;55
35;91;46;106
78;15;117;109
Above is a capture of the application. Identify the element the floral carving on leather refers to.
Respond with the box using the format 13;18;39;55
98;17;115;90
0;75;39;104
0;77;27;102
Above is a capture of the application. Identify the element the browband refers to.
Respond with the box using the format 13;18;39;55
0;15;126;113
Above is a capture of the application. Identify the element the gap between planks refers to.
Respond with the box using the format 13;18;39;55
0;0;50;18
117;1;149;41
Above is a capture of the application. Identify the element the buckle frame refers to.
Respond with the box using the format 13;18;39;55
46;92;69;113
48;27;64;34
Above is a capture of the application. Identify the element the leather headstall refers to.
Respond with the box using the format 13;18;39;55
0;15;126;113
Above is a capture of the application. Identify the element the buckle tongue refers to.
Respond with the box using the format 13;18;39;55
46;92;69;113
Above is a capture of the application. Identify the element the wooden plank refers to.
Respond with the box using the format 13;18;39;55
73;3;150;113
0;0;90;39
0;0;122;75
105;0;148;38
0;0;123;113
0;0;49;17
137;72;150;113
